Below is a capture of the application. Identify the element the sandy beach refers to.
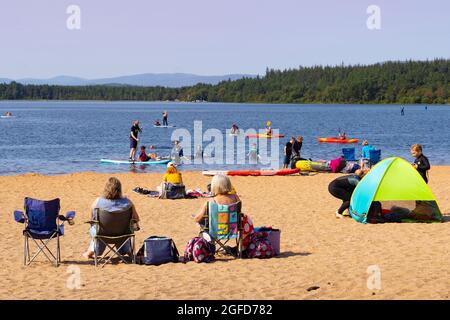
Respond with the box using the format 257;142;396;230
0;168;449;300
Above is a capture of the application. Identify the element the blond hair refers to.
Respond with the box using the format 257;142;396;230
102;177;123;200
410;144;423;153
211;174;232;195
166;166;177;174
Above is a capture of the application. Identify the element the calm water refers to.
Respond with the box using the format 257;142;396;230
0;101;449;175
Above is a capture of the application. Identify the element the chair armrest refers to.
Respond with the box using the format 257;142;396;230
66;211;76;220
14;210;25;223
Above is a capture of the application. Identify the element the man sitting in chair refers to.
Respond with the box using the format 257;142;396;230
83;177;140;259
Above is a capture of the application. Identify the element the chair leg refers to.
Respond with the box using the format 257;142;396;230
94;239;98;267
131;237;136;264
24;235;28;266
55;234;60;267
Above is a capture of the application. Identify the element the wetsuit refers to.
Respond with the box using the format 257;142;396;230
328;175;361;214
414;154;430;183
284;141;292;165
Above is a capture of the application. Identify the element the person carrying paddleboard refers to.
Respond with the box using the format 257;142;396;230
162;111;169;126
129;120;142;162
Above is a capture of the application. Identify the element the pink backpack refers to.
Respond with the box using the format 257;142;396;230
184;236;215;263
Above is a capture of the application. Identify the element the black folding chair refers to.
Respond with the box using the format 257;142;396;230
88;208;136;267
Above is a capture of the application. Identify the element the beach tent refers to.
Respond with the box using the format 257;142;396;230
349;157;442;224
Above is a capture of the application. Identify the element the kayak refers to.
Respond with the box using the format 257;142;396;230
318;137;359;144
153;125;176;128
202;168;299;176
246;134;285;139
100;158;171;165
296;160;330;172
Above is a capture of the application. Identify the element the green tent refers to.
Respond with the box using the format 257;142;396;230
349;157;442;224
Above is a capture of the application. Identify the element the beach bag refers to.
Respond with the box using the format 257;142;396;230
254;227;281;256
330;156;346;173
245;231;274;259
136;236;179;265
159;182;186;199
184;235;215;263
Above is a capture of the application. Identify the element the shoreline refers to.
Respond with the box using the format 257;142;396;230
0;99;449;106
1;165;450;178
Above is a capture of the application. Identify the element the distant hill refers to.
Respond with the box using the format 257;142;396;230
1;59;448;104
0;73;256;88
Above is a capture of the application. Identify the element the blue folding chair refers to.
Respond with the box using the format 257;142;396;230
14;197;75;267
369;149;381;166
342;148;357;161
201;201;243;258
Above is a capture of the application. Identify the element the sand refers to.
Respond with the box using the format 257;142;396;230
0;168;449;300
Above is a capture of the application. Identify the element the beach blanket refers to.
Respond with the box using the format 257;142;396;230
132;187;212;199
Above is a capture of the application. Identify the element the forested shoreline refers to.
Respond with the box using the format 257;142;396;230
1;59;449;104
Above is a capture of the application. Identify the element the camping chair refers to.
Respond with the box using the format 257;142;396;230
369;149;381;166
13;197;75;267
88;208;136;267
342;148;357;161
201;201;243;258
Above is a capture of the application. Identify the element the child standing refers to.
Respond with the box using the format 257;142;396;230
410;144;430;183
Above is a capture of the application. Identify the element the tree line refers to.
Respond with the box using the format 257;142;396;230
1;59;449;104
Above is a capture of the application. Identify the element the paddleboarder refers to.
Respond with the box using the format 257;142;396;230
129;120;142;162
162;111;169;126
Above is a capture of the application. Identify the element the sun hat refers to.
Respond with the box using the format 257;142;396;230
167;162;176;168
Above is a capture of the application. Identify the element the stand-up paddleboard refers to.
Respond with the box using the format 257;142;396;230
246;134;285;139
202;168;299;176
153;125;176;128
1;116;16;118
318;137;359;144
100;158;171;165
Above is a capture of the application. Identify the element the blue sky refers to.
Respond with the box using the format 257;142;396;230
0;0;449;78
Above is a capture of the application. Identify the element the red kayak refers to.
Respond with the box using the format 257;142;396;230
227;168;299;176
318;137;359;144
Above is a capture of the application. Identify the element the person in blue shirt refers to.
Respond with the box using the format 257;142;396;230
361;140;375;159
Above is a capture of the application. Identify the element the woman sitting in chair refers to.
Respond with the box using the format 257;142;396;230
194;174;240;225
194;175;254;252
83;177;140;259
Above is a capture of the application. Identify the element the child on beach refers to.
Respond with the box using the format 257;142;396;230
410;144;430;183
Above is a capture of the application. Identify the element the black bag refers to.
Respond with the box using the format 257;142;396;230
159;182;186;199
136;236;179;265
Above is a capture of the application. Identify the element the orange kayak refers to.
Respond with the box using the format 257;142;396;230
318;137;359;144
